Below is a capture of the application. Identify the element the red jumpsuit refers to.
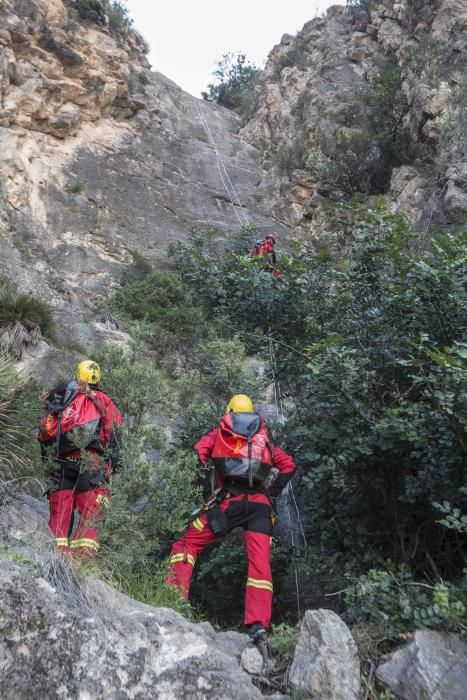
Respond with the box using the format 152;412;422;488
167;427;296;629
251;239;280;278
45;390;122;557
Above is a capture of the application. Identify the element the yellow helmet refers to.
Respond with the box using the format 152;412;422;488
75;360;101;385
226;394;254;413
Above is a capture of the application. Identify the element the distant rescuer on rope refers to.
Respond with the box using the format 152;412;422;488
251;233;281;278
167;394;296;643
38;360;122;558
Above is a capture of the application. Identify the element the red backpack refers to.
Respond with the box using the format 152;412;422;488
211;412;274;486
38;381;104;458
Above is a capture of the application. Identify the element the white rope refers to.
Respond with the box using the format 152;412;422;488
267;323;306;617
191;96;251;228
284;484;301;619
195;100;249;227
192;98;247;220
192;94;307;617
287;480;308;549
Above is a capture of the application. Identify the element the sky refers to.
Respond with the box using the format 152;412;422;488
124;1;339;97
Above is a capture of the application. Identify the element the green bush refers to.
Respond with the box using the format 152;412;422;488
0;354;43;485
0;278;54;337
74;0;133;38
0;278;55;358
345;567;466;639
273;41;309;79
170;204;467;610
309;67;410;194
269;622;298;664
108;265;206;355
439;79;467;161
274;138;309;176
74;0;105;22
208;52;262;121
66;178;87;194
402;35;448;91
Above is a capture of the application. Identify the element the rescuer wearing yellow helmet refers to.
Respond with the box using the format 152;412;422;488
167;393;296;647
38;359;122;559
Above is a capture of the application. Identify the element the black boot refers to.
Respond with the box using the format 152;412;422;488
247;623;267;644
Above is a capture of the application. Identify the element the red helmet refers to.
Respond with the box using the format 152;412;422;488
266;233;277;243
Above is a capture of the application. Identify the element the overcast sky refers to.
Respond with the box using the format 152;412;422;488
125;1;340;97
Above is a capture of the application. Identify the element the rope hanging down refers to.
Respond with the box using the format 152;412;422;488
191;97;251;228
268;325;308;618
192;94;307;617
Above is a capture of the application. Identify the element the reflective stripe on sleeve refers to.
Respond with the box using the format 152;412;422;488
192;517;204;531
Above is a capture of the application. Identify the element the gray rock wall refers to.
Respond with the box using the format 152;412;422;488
240;0;467;235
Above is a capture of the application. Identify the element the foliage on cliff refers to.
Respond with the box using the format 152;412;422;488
208;53;262;120
170;204;467;631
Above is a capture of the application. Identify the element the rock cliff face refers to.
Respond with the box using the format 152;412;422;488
241;0;467;235
0;0;288;378
1;1;465;378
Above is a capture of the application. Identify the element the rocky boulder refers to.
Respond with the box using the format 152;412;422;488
0;490;264;699
376;629;467;700
0;555;263;699
288;608;361;700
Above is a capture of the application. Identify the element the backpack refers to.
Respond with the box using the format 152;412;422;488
251;239;264;256
38;381;104;458
211;412;274;487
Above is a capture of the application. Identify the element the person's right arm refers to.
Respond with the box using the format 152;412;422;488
194;428;217;465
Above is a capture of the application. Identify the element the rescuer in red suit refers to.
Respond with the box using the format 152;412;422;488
38;360;122;558
250;233;281;278
167;394;296;643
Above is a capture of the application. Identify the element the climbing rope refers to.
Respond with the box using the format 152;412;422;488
191;96;251;229
192;93;307;618
268;322;308;618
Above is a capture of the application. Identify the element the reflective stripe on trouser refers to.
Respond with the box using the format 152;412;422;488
69;487;109;553
166;493;274;628
244;530;273;628
48;485;109;554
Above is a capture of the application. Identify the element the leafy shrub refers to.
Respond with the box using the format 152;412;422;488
74;0;105;22
108;265;206;355
269;622;298;664
0;278;55;358
273;41;309;79
309;67;410;194
208;52;262;121
74;0;133;38
0;354;43;484
66;178;87;194
104;0;133;36
439;79;467;161
274;138;309;176
402;35;448;90
345;567;466;639
170;204;467;612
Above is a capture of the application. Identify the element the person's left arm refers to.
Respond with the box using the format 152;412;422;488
268;444;296;496
98;393;123;471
